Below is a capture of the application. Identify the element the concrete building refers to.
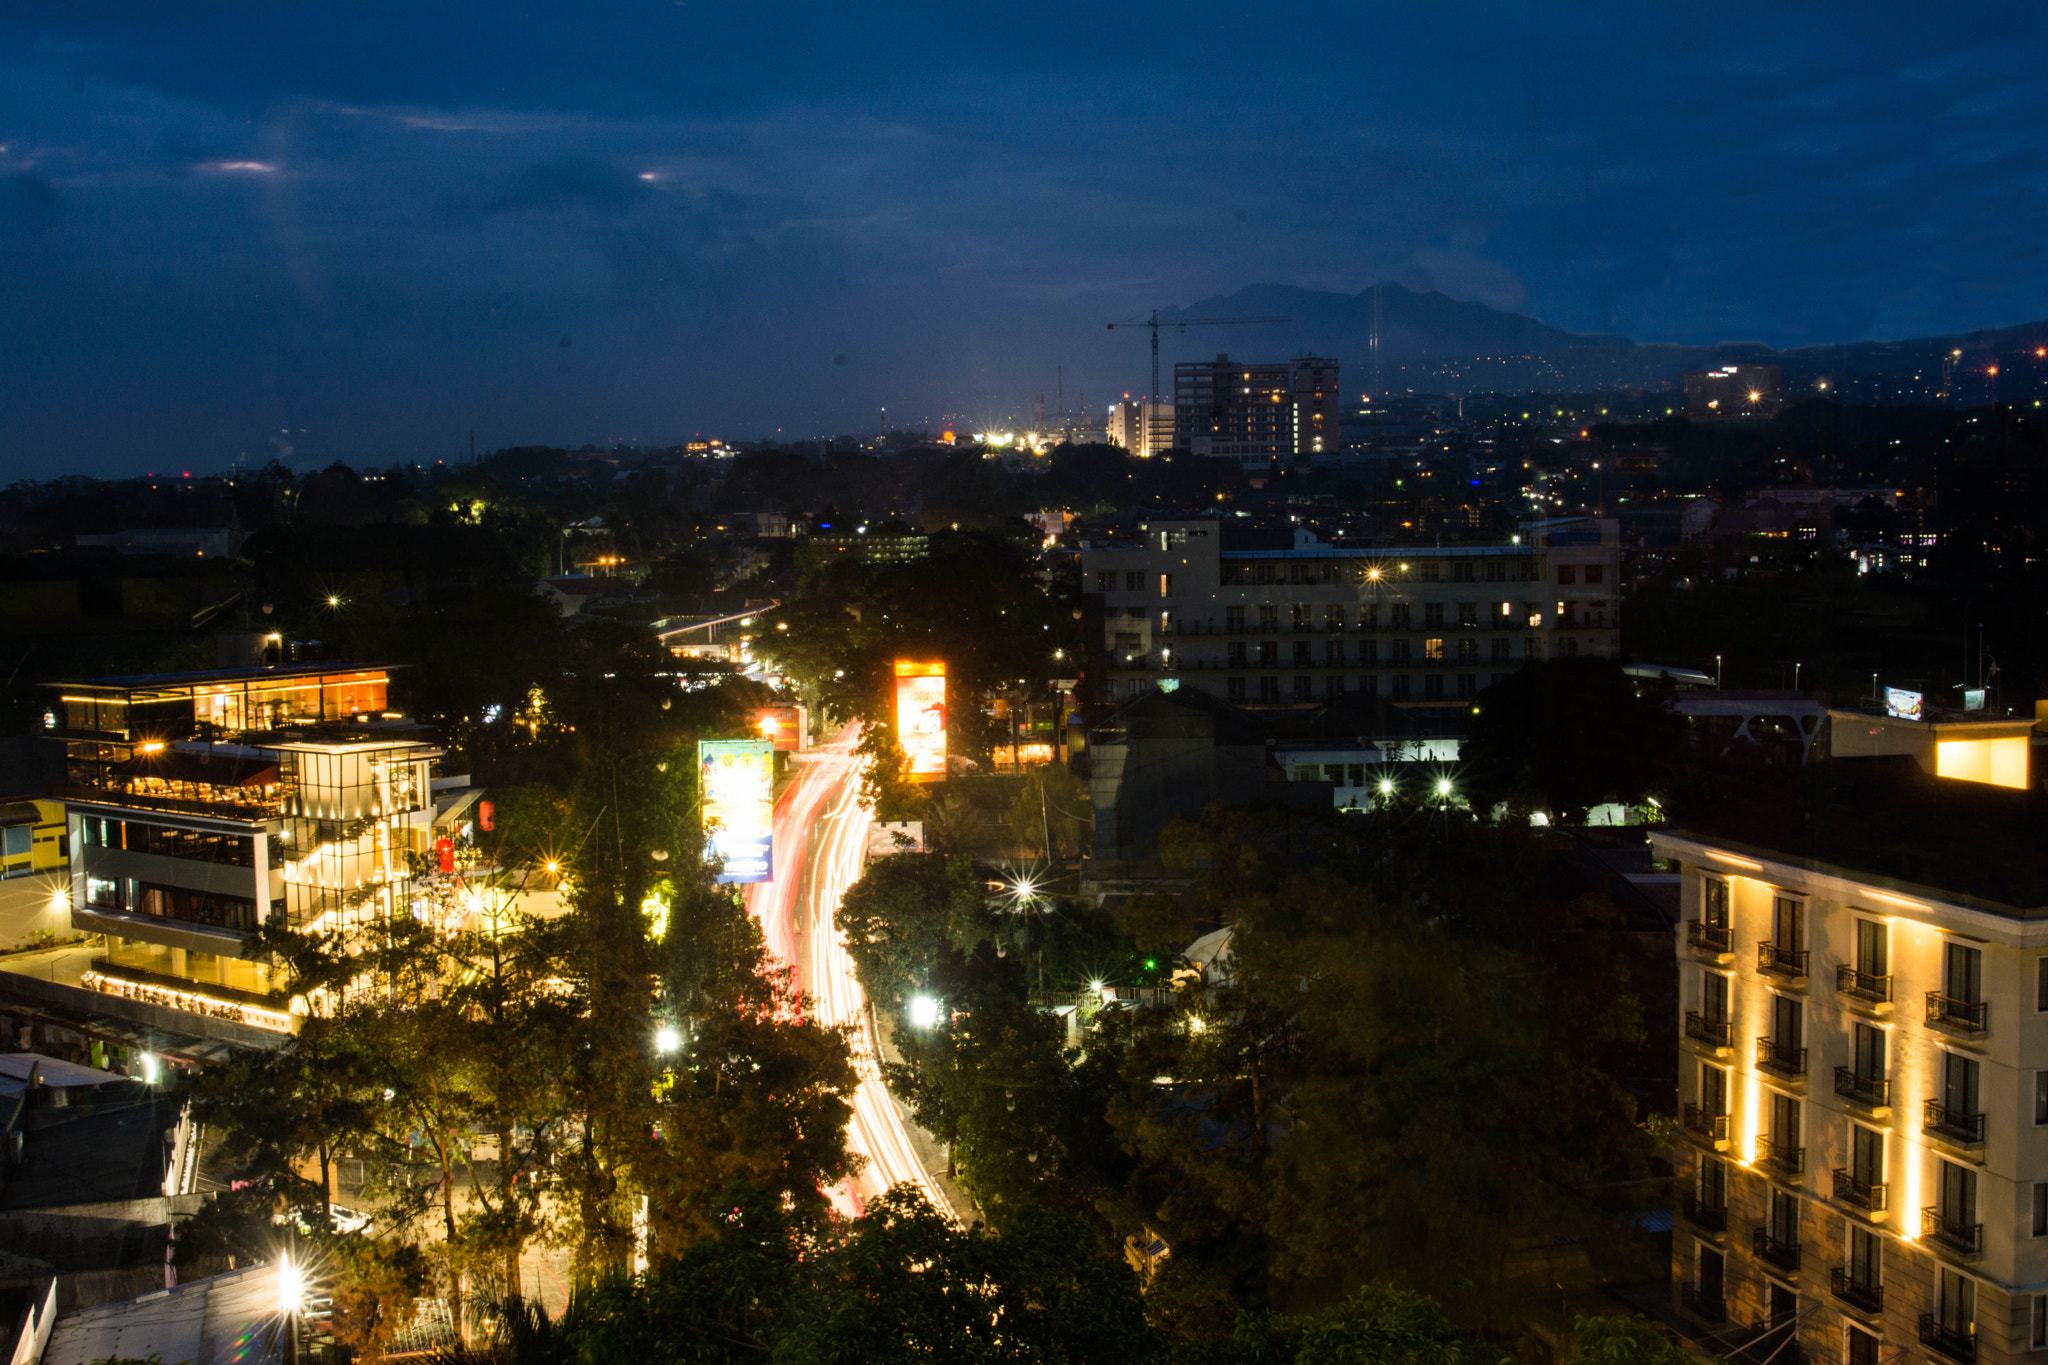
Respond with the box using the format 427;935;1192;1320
24;663;446;1038
1685;365;1784;421
1172;356;1339;468
1107;399;1176;459
1658;760;2048;1365
1080;516;1621;707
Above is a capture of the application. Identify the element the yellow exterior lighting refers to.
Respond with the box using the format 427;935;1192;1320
1935;737;2028;789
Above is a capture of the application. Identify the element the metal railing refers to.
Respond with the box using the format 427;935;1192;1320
1682;1192;1727;1233
1757;1136;1805;1179
1919;1313;1977;1363
1924;1100;1987;1147
1752;1227;1802;1272
1836;963;1894;1003
1685;1011;1734;1048
1686;919;1732;954
1757;941;1810;978
1831;1168;1889;1213
1921;1208;1985;1259
1681;1104;1730;1145
1926;992;1989;1034
1830;1267;1883;1315
1680;1282;1726;1324
1757;1036;1807;1078
1833;1067;1890;1109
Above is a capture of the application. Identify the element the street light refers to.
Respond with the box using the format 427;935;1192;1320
655;1026;680;1054
909;996;941;1028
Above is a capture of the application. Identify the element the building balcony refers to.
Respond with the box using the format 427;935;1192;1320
1921;1209;1985;1260
1926;993;1989;1037
1684;1011;1734;1052
1680;1283;1726;1324
1829;1268;1884;1316
1751;1227;1802;1273
1756;941;1809;980
1682;1192;1728;1235
1919;1314;1978;1364
1757;1137;1805;1181
1756;1036;1807;1080
1686;919;1733;960
1680;1103;1730;1149
1836;963;1893;1008
1924;1100;1987;1150
1831;1168;1889;1216
1833;1067;1891;1113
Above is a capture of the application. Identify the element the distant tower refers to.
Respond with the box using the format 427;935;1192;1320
1369;283;1384;394
1034;394;1046;430
879;406;887;436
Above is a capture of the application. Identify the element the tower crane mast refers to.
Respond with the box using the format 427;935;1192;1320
1106;311;1291;403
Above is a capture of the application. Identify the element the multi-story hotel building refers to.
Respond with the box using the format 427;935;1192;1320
1658;744;2048;1365
1079;517;1620;706
37;662;444;1033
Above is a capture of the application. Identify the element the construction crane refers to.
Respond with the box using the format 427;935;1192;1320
1107;311;1290;403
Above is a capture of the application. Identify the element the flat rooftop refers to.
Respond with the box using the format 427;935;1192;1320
1661;756;2048;917
45;661;392;692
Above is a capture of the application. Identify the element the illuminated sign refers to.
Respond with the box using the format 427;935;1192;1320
894;661;947;781
1885;687;1923;721
699;739;775;883
751;704;806;753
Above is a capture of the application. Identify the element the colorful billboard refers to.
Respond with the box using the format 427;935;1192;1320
699;739;775;883
894;661;947;781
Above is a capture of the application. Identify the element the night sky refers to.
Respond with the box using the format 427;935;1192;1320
4;3;2046;476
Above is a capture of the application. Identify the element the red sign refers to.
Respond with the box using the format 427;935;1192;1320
436;837;454;873
478;800;495;831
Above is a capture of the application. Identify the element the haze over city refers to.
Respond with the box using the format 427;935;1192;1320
5;3;2048;474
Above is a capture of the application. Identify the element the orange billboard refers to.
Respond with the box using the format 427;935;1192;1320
894;660;947;781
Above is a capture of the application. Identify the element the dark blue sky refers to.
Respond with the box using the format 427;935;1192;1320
3;3;2046;475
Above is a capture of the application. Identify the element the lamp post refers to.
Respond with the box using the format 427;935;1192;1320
1715;654;1723;690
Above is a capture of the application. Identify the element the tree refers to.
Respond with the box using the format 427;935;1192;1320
1563;1315;1691;1365
835;853;982;1013
1460;657;1680;821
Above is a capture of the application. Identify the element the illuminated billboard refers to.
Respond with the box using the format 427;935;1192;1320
894;661;947;781
1885;687;1923;721
699;739;775;883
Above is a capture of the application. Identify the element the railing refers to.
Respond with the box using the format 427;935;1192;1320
1830;1268;1883;1315
1757;941;1810;978
1836;963;1894;1003
1682;1192;1727;1233
1921;1208;1985;1259
1756;1036;1807;1078
1831;1168;1889;1213
1681;1104;1729;1145
1924;1100;1988;1147
1834;1067;1890;1109
1757;1136;1805;1179
1680;1283;1726;1324
1684;1011;1734;1049
50;782;283;822
1926;992;1989;1034
1686;919;1732;954
1919;1313;1978;1363
1752;1227;1802;1272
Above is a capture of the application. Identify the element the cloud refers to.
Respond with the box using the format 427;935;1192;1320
477;156;654;214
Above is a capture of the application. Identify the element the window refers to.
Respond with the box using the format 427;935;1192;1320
1;826;26;860
2037;1071;2048;1125
1391;639;1413;666
1227;677;1247;702
1701;969;1729;1023
2037;954;2048;1011
1452;560;1474;582
1096;571;1116;593
1458;601;1478;626
85;875;122;910
1485;559;1506;582
1938;1266;1976;1338
1851;1022;1885;1084
1159;573;1173;597
1424;637;1444;661
1423;674;1445;700
1324;640;1343;667
1491;638;1511;663
1346;764;1364;785
1390;604;1412;630
1846;1326;1878;1365
1695;1156;1725;1208
1292;676;1313;701
1562;636;1579;657
2034;1295;2048;1350
1259;642;1279;666
1125;571;1144;591
1391;675;1412;701
1291;603;1312;630
1944;1051;1981;1121
1767;1186;1799;1247
1359;603;1378;631
1771;895;1804;952
1856;917;1888;978
1456;638;1478;664
1292;641;1312;667
1768;1091;1800;1154
1939;1160;1978;1230
1456;674;1476;698
2034;1182;2048;1237
1700;1062;1728;1118
1769;992;1803;1055
1359;639;1377;666
1228;641;1247;666
1702;877;1729;928
1226;605;1246;632
1584;564;1605;584
1323;604;1345;631
1851;1123;1883;1187
1358;675;1377;698
1946;941;1983;1004
1258;677;1280;703
1259;605;1279;633
1424;602;1444;628
1524;601;1542;627
1558;564;1577;584
1325;676;1344;700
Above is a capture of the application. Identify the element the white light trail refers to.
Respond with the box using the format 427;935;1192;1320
746;726;956;1221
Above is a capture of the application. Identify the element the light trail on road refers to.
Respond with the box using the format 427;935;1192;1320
745;725;956;1220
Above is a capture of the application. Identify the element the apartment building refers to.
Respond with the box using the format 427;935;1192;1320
1172;356;1339;468
1658;762;2048;1365
1080;516;1620;707
38;662;444;1033
1107;399;1176;459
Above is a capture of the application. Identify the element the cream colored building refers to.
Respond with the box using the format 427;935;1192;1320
1658;805;2048;1365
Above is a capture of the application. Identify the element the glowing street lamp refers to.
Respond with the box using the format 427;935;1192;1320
909;995;942;1028
655;1026;680;1054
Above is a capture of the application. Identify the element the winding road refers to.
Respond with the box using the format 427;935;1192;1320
744;725;956;1220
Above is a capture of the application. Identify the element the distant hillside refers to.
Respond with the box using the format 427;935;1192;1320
1159;283;2048;402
